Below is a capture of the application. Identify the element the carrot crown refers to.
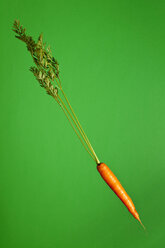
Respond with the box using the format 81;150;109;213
12;20;100;165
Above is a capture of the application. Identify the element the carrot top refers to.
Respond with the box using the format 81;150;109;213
12;20;100;164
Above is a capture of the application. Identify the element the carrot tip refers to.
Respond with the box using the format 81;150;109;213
139;218;146;231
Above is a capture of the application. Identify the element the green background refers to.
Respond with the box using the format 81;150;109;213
1;0;165;247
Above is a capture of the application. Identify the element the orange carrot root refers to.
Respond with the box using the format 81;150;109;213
97;163;144;228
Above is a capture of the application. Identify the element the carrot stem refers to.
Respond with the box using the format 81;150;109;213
59;82;100;164
56;96;96;161
53;76;100;164
57;93;100;164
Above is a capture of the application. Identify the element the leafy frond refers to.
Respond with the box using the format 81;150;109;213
12;20;60;99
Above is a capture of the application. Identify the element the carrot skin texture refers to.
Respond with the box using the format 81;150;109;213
97;163;140;221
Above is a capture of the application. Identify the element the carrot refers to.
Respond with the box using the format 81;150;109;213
13;20;145;229
97;163;145;229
